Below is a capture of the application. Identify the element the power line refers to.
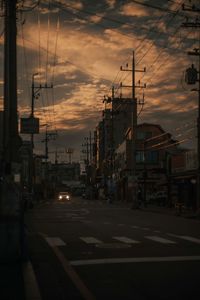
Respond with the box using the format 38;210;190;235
53;0;189;40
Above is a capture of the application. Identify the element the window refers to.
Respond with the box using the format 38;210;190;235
136;151;144;163
137;132;146;140
146;151;159;163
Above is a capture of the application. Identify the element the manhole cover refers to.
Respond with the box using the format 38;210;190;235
96;243;131;249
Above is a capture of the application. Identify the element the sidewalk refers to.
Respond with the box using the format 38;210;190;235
136;203;200;220
0;260;25;300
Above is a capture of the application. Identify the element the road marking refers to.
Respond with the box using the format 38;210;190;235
45;237;66;246
145;236;176;244
141;227;150;231
168;234;200;244
45;240;96;300
70;255;200;266
113;237;140;244
131;226;139;229
80;237;102;244
103;222;111;225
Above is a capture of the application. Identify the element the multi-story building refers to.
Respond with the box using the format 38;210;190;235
94;97;133;178
114;123;180;202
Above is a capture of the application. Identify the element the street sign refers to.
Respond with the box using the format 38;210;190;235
20;117;40;134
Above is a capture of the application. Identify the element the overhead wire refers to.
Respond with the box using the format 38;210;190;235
53;0;189;39
19;14;31;104
37;2;48;125
99;0;186;101
44;0;55;132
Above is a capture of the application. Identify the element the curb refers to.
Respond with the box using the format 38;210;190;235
23;261;42;300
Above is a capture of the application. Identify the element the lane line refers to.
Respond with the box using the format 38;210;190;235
45;237;66;246
145;236;176;244
113;237;140;244
45;237;96;300
80;237;103;244
70;256;200;266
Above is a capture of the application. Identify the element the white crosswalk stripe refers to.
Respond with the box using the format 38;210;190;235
168;234;200;244
145;236;176;244
113;237;140;244
80;237;103;244
45;237;66;246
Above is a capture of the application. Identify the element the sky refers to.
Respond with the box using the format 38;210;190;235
0;0;199;163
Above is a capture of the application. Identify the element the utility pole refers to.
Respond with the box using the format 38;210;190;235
42;126;56;171
120;51;146;207
1;0;22;261
29;75;53;197
82;138;90;184
31;75;53;149
89;131;92;164
182;2;200;211
186;49;200;210
3;0;20;166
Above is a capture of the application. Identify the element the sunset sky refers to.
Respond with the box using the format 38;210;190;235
0;0;199;162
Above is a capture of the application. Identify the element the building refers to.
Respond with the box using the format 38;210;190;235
170;150;197;209
94;97;133;180
114;123;181;203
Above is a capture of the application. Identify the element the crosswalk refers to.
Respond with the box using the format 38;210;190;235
44;234;200;247
77;235;200;246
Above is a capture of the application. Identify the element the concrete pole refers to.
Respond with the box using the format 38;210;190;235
131;51;138;208
3;0;19;164
197;49;200;210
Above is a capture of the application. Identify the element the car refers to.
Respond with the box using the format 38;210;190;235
57;191;71;201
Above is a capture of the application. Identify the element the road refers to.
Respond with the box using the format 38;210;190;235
25;197;200;300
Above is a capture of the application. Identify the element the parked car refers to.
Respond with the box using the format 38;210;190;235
149;191;167;206
57;191;71;201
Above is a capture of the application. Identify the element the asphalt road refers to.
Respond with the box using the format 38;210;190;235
25;197;200;300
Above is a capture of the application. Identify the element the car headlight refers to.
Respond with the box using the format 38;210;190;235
66;195;70;200
59;195;62;199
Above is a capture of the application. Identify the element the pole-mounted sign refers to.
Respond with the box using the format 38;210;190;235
20;117;40;134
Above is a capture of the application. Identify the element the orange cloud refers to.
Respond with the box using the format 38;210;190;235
120;3;150;17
